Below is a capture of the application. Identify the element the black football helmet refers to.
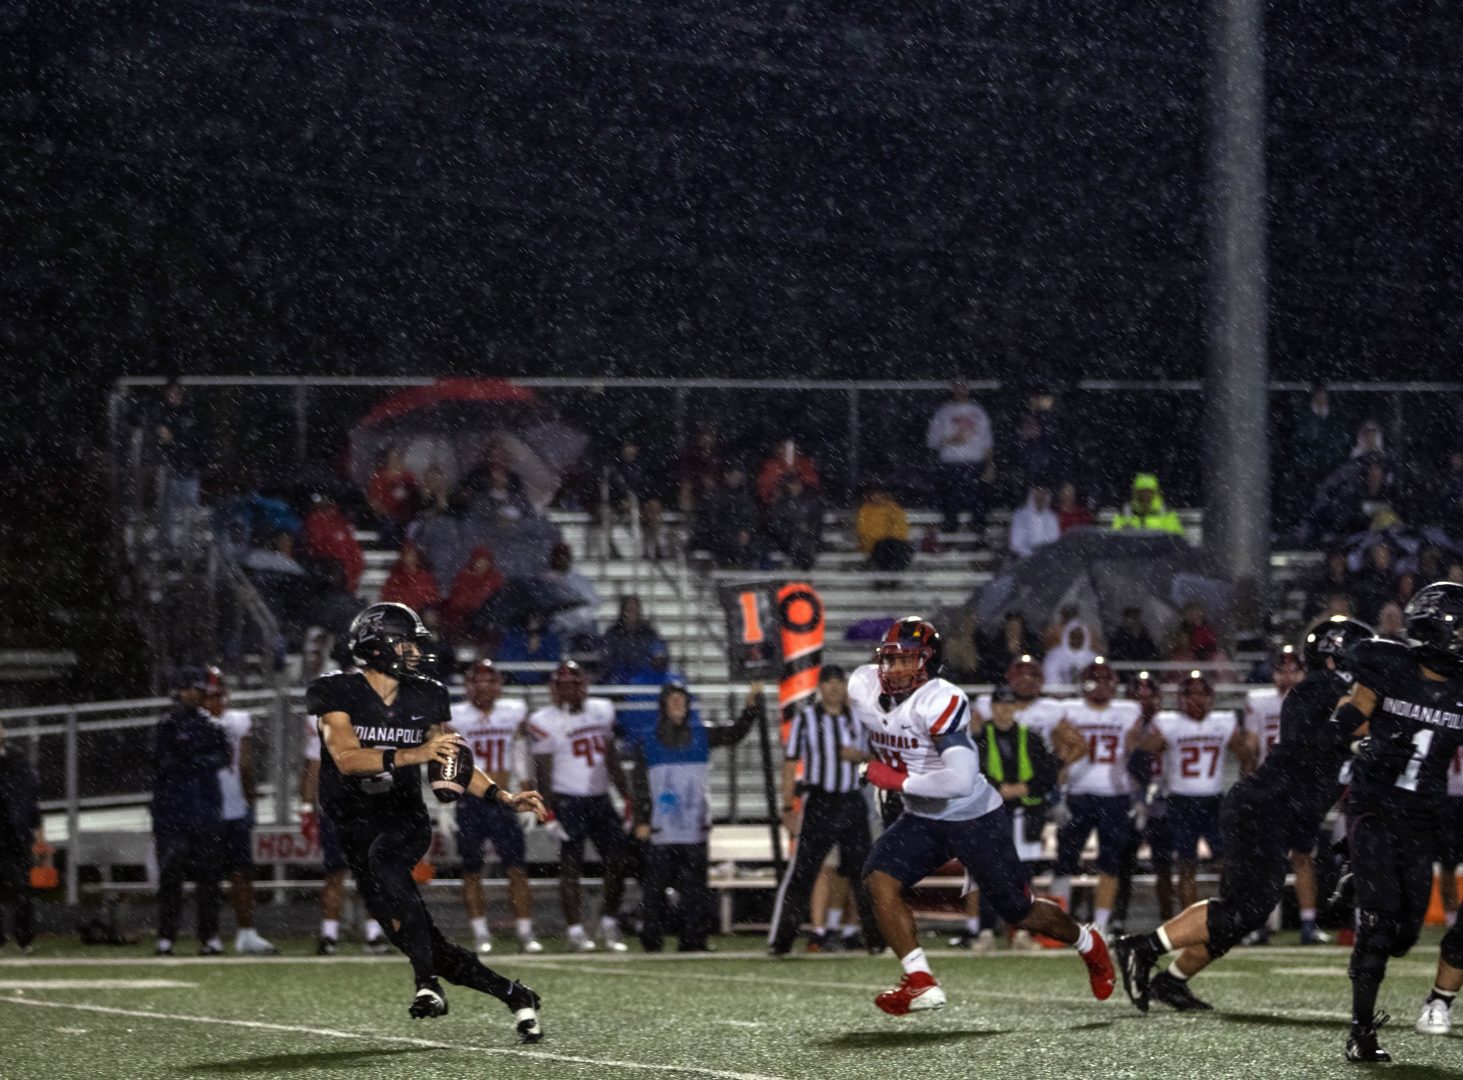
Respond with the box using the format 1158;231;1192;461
875;616;944;696
1404;581;1463;676
1301;616;1373;674
348;602;434;678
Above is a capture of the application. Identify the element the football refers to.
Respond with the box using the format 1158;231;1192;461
428;741;474;803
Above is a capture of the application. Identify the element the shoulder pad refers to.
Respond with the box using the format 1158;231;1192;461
305;671;356;717
915;681;970;737
1348;637;1412;689
847;664;880;702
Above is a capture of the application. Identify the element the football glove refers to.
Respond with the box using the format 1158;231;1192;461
1352;726;1416;771
862;759;909;792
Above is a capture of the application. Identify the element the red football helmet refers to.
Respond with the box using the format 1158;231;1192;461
1080;658;1117;703
466;659;503;708
1005;655;1043;702
203;665;227;706
875;617;944;696
549;660;588;710
1271;644;1304;693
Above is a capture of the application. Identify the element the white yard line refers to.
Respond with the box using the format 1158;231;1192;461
0;979;196;990
0;995;793;1080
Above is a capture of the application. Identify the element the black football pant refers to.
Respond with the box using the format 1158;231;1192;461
768;790;879;953
0;847;34;948
639;842;710;952
156;826;223;944
1346;811;1436;1028
336;811;514;999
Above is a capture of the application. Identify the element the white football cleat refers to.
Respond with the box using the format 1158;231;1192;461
601;925;629;953
1416;998;1453;1036
969;929;996;955
475;937;494;955
568;935;597;953
519;937;545;954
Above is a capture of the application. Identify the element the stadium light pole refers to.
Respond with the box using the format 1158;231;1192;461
1203;0;1270;637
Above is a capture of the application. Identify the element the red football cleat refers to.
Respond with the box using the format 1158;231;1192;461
874;971;946;1016
1081;927;1115;1001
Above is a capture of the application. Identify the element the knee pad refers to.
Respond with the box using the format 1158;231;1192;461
1350;909;1399;977
1203;898;1246;960
1441;921;1463;970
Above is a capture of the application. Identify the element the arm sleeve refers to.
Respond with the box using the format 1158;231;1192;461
709;702;761;748
901;741;978;799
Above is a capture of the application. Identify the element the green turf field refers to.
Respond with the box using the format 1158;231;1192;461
0;933;1457;1080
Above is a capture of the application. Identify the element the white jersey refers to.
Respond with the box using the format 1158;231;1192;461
302;712;322;763
1244;687;1286;766
849;664;1002;822
1154;709;1238;797
1448;745;1463;798
528;698;618;798
449;698;528;780
211;708;253;821
972;693;1068;749
1063;699;1141;797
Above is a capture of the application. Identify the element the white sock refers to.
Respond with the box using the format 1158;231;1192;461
965;916;982;935
516;919;534;939
1300;907;1317;923
234;929;248;945
899;948;932;977
841;925;860;939
321;919;340;940
567;923;587;940
470;917;490;939
1156;926;1174;953
600;915;620;934
825;908;843;932
1447;910;1458;928
365;919;383;941
156;937;172;952
205;937;222;951
1169;963;1190;982
1093;908;1111;929
1073;924;1094;956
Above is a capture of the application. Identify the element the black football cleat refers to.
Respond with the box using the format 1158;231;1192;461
316;937;338;957
1345;1013;1391;1064
409;979;449;1020
1113;935;1153;1014
505;980;543;1043
1149;971;1212;1012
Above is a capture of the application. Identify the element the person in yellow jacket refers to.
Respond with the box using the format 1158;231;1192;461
1111;474;1184;535
854;482;913;572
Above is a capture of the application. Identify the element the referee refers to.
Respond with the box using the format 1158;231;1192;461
768;666;883;955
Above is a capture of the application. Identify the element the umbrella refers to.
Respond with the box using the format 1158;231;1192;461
477;576;591;630
970;528;1233;646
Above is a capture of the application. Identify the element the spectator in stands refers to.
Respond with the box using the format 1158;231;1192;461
1106;606;1159;664
1309;456;1399;541
599;440;668;559
676;421;724;514
151;667;231;956
1111;473;1183;534
1042;617;1099;687
721;527;765;571
940;611;982;683
628;682;762;953
608;639;687;748
496;613;563;685
366;445;418;549
152;378;206;551
1376;600;1407;642
1303;548;1355;621
766;475;823;571
461;441;533;522
693;463;759;567
854;481;913;573
0;721;40;954
1290;384;1350;512
544;542;599;648
243;530;310;640
1009;485;1061;559
1056;481;1095;533
924;378;994;534
301;492;364;594
603;595;664;681
443;545;505;640
756;438;820;507
1349;418;1385;460
1166;601;1221;664
1350;541;1401;624
1010;410;1058;499
976;611;1043;684
1319;591;1357;619
376;540;438;611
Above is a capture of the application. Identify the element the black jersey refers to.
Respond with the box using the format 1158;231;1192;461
1347;638;1463;822
1233;670;1350;825
305;670;451;822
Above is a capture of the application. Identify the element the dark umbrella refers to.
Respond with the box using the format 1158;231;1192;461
476;576;589;630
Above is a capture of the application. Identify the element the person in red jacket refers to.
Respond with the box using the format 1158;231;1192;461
302;494;364;594
380;541;441;612
756;438;820;506
444;547;505;639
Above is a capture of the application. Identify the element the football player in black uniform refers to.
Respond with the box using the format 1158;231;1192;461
308;602;549;1041
1113;616;1372;1014
1330;582;1463;1063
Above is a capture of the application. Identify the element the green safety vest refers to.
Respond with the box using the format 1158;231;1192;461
984;723;1042;807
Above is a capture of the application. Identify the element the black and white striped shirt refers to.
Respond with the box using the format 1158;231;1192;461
785;703;867;795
